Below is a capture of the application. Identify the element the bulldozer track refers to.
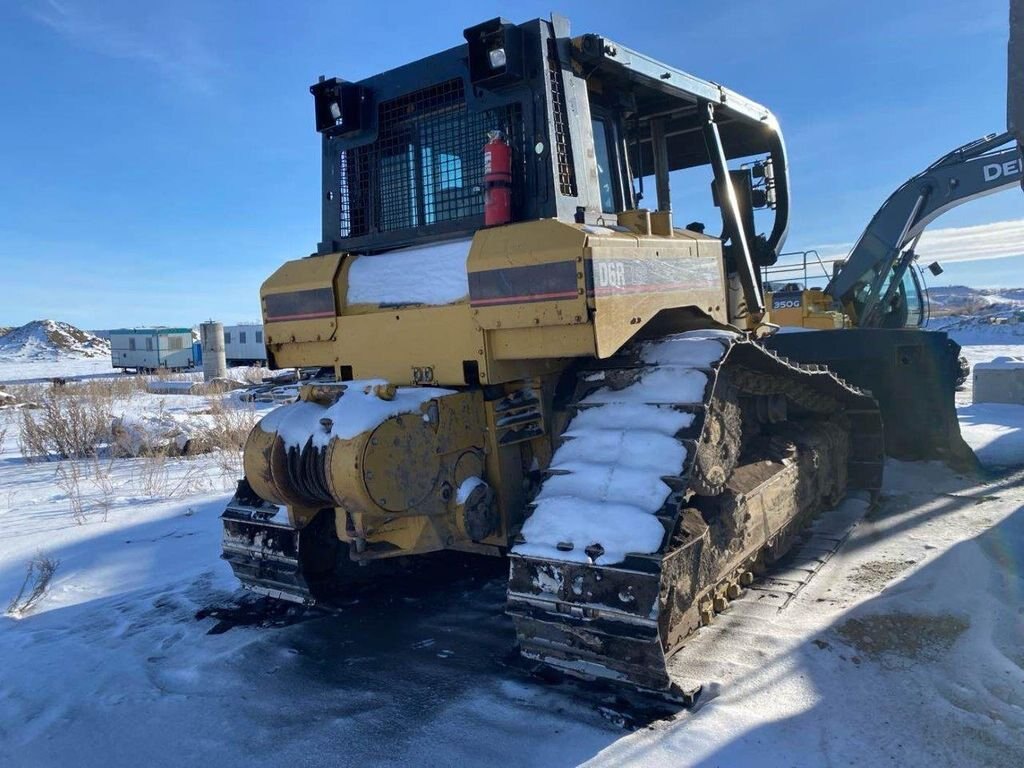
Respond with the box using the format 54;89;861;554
219;328;884;702
507;329;884;697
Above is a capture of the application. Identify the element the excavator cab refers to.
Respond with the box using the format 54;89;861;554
849;260;926;329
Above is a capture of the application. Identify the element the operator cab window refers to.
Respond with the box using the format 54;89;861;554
591;116;617;214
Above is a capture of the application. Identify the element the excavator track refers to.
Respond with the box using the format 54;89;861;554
506;329;883;697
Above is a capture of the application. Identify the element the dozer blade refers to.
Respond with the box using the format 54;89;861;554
763;328;978;472
507;330;883;696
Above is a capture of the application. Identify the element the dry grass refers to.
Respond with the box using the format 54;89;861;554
134;450;172;498
14;376;257;462
6;554;60;617
82;375;149;402
19;388;112;461
132;450;217;499
2;382;43;405
14;377;257;510
153;369;202;383
15;377;152;463
206;397;257;445
50;456;117;524
88;455;116;522
54;461;88;524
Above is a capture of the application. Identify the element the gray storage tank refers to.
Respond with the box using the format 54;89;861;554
200;320;228;382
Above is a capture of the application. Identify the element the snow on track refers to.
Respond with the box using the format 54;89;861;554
515;331;730;565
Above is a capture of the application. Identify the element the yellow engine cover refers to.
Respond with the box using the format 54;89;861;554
258;219;729;387
767;288;846;329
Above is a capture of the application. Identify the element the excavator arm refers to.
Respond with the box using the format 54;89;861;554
828;0;1024;329
826;132;1022;327
765;1;1024;469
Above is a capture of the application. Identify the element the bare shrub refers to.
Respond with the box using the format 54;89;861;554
7;554;60;617
0;422;7;455
89;455;116;522
136;450;171;498
18;387;111;461
203;398;258;478
54;461;87;524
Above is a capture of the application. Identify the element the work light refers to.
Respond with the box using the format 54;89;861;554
464;18;523;87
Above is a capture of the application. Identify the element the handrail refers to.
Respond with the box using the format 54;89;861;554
761;249;843;290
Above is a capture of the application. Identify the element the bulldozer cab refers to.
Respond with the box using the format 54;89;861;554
309;15;789;319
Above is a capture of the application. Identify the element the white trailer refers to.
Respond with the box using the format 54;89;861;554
223;324;266;366
110;328;196;372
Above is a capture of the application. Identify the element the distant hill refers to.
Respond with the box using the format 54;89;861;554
925;286;1024;345
927;286;1024;316
0;327;12;338
0;320;111;361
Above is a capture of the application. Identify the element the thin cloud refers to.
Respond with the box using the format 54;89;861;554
802;219;1024;265
27;0;219;93
916;219;1024;263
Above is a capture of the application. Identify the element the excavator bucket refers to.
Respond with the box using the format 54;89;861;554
764;329;978;472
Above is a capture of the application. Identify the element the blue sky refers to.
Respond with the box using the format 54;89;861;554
0;0;1020;328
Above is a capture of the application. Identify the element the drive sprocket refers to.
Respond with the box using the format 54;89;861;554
691;376;742;497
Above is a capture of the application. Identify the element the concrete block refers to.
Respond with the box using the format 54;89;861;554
973;357;1024;404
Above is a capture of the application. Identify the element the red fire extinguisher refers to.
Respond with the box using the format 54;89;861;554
483;130;512;226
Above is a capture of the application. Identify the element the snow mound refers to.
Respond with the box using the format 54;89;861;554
0;320;110;361
958;402;1024;467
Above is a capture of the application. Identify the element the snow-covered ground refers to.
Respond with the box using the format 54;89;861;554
940;317;1024;467
0;356;117;384
1;344;1023;767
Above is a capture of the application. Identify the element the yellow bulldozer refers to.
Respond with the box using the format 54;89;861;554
221;15;887;697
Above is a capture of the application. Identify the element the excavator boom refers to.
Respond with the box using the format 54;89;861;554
762;2;1022;470
828;132;1021;327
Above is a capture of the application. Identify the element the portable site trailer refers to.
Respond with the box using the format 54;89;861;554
110;328;196;372
223;324;266;366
